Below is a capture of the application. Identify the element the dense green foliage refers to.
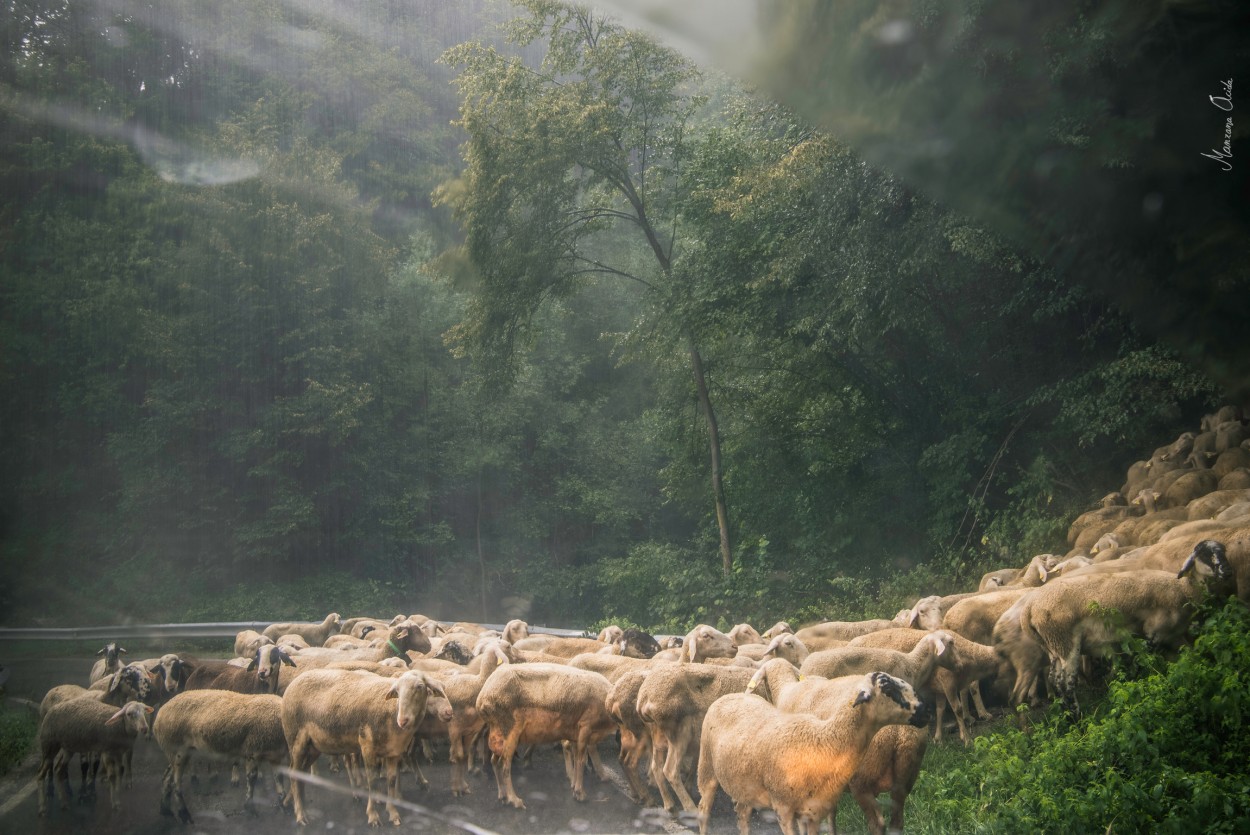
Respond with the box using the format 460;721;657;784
910;601;1250;833
0;0;1235;631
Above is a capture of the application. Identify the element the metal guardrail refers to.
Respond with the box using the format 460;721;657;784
0;621;586;642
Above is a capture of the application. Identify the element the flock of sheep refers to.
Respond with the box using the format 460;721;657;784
30;404;1250;835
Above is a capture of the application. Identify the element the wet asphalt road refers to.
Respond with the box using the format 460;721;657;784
0;654;795;835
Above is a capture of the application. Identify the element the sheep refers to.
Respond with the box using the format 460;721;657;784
679;625;738;662
799;631;957;689
1219;468;1250;490
794;618;897;649
152;690;288;822
1214;420;1248;453
761;621;793;639
442;640;513;796
848;629;1001;744
261;612;341;645
991;591;1049;710
88;643;127;687
745;662;930;835
282;669;446;827
1186;488;1250;521
737;632;810;667
274;634;311;653
942;588;1034;645
1162;469;1220;509
431;636;476;665
36;699;152;815
233;630;273;659
605;668;654;805
501;618;530;644
903;592;981;631
695;671;928;835
475;662;615;809
619;627;662;658
727;623;764;646
635;662;757;812
1067;504;1137;549
596;624;624;643
515;636;605;658
566;651;654;682
1212;446;1250;479
183;645;296;695
978;567;1022;591
138;653;191;703
1021;539;1236;707
281;623;432;686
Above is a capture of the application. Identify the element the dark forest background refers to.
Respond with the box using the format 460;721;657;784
1;0;1244;631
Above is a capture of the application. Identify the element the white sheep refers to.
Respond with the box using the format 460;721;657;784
679;625;738;662
794;618;898;649
36;699;152;815
281;668;445;827
605;667;654;805
799;630;957;689
441;640;513;796
233;629;273;659
261;611;342;645
635;662;757;812
695;671;928;835
475;661;615;809
153;689;288;822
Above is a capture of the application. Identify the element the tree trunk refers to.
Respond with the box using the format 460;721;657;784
688;341;732;576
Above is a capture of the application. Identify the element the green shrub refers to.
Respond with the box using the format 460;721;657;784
911;600;1250;833
0;704;38;775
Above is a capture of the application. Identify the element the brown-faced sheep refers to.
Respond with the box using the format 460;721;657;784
282;669;445;827
153;690;287;822
475;662;615;809
695;672;928;835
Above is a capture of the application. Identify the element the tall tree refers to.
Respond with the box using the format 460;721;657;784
439;0;736;574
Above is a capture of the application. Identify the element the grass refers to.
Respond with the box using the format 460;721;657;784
0;701;38;776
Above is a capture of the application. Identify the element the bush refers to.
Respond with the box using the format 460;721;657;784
0;704;37;775
911;600;1250;833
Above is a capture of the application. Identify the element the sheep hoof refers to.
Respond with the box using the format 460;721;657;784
178;809;193;824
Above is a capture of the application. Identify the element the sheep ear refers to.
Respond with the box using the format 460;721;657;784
119;647;128;655
105;707;126;725
246;655;259;671
426;678;447;698
907;609;921;629
745;668;763;694
107;672;123;693
386;685;400;700
281;651;297;668
932;635;946;656
853;687;873;707
97;647;106;656
143;705;154;715
395;627;409;639
1178;550;1198;578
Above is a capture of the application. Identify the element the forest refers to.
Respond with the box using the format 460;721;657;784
1;0;1246;634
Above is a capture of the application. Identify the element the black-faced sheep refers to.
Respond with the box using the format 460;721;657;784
695;671;928;835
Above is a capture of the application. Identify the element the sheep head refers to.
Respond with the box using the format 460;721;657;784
108;664;154;703
851;672;930;728
1178;539;1235;591
619;628;661;659
386;671;446;729
105;701;154;738
761;620;794;639
761;633;809;666
597;624;624;644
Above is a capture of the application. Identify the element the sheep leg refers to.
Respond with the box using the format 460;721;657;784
569;730;592;801
166;749;194;823
102;752;122;811
53;750;74;809
37;753;53;816
695;765;718;835
620;731;653;805
490;724;527;809
733;800;753;835
450;732;472;796
943;681;972;745
288;733;320;826
587;740;609;782
384;756;404;827
359;753;383;827
850;785;886;835
648;728;679;812
230;759;241;787
968;681;993;721
662;721;700;813
243;757;260;808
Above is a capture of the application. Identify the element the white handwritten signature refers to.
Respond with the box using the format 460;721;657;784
1202;78;1233;171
